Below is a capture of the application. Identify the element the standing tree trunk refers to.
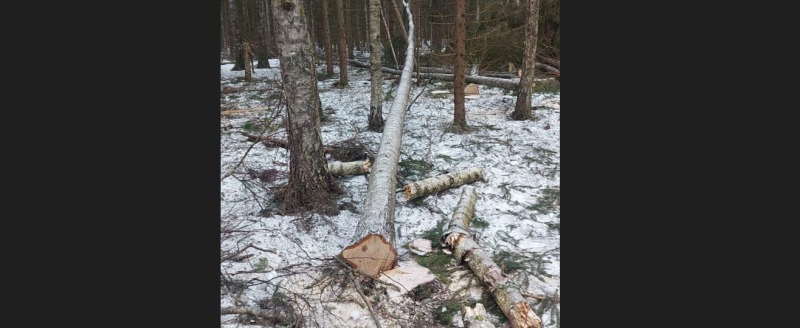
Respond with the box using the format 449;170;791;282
226;0;245;71
255;0;271;68
368;0;385;132
336;0;349;86
388;0;408;43
453;0;467;128
511;0;540;120
321;0;335;76
340;1;416;278
271;0;339;212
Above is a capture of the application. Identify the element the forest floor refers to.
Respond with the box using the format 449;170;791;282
220;58;560;328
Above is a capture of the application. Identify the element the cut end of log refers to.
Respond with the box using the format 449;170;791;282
513;301;542;328
402;184;415;200
340;234;398;278
363;158;372;173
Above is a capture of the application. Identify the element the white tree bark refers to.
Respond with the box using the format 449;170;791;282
328;159;372;176
403;167;484;200
340;1;416;278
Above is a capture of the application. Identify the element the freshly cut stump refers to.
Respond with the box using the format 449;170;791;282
340;234;398;278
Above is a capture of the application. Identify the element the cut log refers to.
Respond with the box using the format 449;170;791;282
341;234;398;278
327;159;371;176
441;186;542;328
348;60;521;91
403;167;484;201
339;2;417;278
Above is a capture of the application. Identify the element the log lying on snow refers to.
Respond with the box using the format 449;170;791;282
403;167;484;201
339;1;417;278
441;186;542;328
328;159;371;176
349;60;520;91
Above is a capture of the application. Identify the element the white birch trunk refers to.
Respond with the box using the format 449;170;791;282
403;167;483;201
328;159;372;176
340;0;417;278
442;187;543;328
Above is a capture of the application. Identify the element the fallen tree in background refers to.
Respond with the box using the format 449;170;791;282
348;60;521;91
339;1;417;278
403;167;484;201
441;186;542;328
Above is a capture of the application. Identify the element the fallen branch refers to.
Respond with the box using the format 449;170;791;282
441;186;542;328
403;167;484;201
348;270;384;328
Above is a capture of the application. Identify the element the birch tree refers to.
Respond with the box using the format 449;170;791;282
271;0;340;212
368;0;385;132
340;0;416;278
511;0;540;120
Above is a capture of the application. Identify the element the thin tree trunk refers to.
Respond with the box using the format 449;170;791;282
441;187;543;328
321;0;335;75
512;0;540;120
227;0;244;71
368;0;385;131
336;0;349;86
255;0;271;68
340;1;416;278
453;0;467;128
388;0;408;42
345;0;354;59
271;0;339;212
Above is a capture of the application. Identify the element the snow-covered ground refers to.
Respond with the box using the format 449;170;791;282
221;59;560;327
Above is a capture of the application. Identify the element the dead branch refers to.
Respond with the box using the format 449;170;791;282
349;60;520;90
328;159;372;176
348;270;384;328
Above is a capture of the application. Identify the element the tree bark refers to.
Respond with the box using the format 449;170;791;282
388;0;408;42
368;0;385;131
403;167;483;201
441;186;543;328
328;159;372;176
321;0;335;76
453;0;467;128
271;0;339;211
340;1;417;278
336;0;349;86
512;0;540;120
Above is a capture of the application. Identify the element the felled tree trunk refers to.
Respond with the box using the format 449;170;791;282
403;167;483;201
441;186;542;328
348;60;520;90
340;1;417;278
328;159;372;176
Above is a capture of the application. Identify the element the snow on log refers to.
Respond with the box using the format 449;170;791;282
340;1;417;278
403;167;484;201
349;60;520;91
327;159;371;176
441;186;542;328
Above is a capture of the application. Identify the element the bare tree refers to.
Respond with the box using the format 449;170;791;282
512;0;540;120
321;0;335;76
453;0;467;128
271;0;340;212
336;0;349;86
368;0;385;131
